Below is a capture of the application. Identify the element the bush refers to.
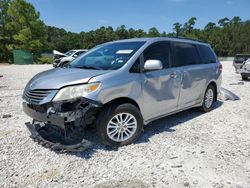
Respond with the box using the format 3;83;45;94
36;55;53;64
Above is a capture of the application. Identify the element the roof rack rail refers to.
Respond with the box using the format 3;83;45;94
169;36;205;43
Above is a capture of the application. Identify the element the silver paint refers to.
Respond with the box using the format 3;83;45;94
23;38;222;125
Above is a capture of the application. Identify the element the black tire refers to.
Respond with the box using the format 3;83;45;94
199;84;216;112
242;75;248;80
96;103;143;146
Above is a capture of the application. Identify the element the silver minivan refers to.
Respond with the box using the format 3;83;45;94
23;38;222;147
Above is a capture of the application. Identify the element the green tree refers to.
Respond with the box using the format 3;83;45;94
183;17;197;34
231;16;241;24
0;0;10;33
204;22;216;31
2;1;250;63
115;25;129;39
46;26;68;52
161;31;167;37
128;28;146;38
148;27;160;37
218;17;230;27
173;22;182;36
0;0;11;61
4;0;47;61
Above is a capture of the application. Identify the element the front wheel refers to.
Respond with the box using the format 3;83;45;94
96;103;143;146
199;85;216;112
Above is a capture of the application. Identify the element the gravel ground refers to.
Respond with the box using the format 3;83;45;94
0;62;249;188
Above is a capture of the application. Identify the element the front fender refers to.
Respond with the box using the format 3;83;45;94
85;72;145;117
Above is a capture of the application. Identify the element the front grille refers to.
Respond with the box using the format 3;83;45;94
24;89;53;104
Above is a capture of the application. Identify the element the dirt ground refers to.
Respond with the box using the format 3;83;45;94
0;61;249;188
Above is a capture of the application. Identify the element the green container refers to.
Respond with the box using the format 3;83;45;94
13;49;33;64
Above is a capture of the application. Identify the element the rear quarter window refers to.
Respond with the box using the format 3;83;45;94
172;42;201;67
198;45;217;64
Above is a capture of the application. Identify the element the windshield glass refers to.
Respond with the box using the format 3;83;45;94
65;50;76;56
69;41;145;70
235;55;250;62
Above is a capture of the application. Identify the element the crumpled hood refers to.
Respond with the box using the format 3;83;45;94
53;50;67;57
26;68;111;90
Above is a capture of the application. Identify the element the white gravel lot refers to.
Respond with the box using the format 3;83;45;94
0;62;249;188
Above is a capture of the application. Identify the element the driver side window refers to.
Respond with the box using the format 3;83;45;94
143;42;170;69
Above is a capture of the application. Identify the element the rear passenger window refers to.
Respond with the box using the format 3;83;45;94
198;45;217;64
143;42;170;69
172;42;200;67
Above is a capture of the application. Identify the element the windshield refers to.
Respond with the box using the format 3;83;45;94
65;50;76;56
69;41;145;70
235;55;250;62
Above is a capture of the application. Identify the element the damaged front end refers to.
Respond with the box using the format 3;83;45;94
23;97;101;152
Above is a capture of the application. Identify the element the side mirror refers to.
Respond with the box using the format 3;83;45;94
144;60;163;71
73;54;78;57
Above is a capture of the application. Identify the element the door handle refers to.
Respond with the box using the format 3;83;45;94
170;73;177;79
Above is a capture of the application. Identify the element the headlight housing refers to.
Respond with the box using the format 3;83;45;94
53;82;100;102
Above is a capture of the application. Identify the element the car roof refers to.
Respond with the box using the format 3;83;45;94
108;37;209;46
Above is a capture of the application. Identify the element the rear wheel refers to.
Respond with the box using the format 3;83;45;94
96;103;143;146
199;85;216;112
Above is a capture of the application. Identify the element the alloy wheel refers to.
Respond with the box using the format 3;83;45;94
106;113;137;142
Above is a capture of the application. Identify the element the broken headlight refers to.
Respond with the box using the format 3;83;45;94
53;82;100;102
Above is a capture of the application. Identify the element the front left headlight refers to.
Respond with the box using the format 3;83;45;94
53;82;100;102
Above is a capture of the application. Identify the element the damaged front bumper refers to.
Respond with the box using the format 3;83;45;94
23;98;101;129
25;122;92;152
23;97;102;151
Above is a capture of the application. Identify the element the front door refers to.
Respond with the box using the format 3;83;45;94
142;42;182;120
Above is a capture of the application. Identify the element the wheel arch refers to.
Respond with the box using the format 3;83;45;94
103;97;141;112
207;81;218;101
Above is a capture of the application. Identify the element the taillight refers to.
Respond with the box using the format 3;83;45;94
219;62;223;71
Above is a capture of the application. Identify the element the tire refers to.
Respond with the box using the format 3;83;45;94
242;75;248;80
199;84;216;112
96;103;143;146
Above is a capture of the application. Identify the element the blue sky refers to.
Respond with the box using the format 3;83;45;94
28;0;250;33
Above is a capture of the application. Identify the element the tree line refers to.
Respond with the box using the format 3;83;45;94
1;0;250;63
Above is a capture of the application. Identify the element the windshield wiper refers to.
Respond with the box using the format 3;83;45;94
74;65;101;70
